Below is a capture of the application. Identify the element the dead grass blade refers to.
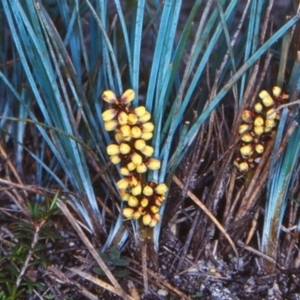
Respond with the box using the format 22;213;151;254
57;199;132;300
173;175;239;263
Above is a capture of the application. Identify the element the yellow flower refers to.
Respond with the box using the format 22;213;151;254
265;119;276;128
132;183;142;196
259;90;274;107
128;196;139;207
147;158;161;170
120;191;130;201
131;126;142;138
239;124;250;134
149;219;158;227
134;139;146;151
127;162;136;171
266;108;277;120
141;132;153;140
107;144;120;155
120;167;130;176
242;110;253;123
128;176;139;187
143;185;153;196
136;163;147;173
120;89;135;104
140;145;154;157
102;90;117;103
115;132;124;144
264;126;272;133
102;109;118;121
272;86;281;97
150;205;159;214
120;125;131;138
142;213;151;225
241;133;253;143
131;152;143;165
240;144;253;158
123;207;134;219
118;111;128;125
140;198;149;207
254;103;263;113
104;120;118;131
255;144;264;154
128;113;138;125
138;112;151;123
117;178;129;190
119;143;131;154
110;155;121;165
253;126;264;136
254;116;264;126
132;211;142;219
155;196;165;206
142;122;154;133
134;106;147;117
155;183;168;195
238;162;249;172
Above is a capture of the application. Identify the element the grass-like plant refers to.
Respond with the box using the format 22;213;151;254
1;0;300;298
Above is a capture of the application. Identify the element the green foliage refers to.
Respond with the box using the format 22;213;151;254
0;194;60;298
92;245;130;278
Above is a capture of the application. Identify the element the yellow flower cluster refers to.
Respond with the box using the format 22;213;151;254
102;89;168;227
234;86;288;172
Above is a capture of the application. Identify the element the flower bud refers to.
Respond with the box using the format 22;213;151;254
120;167;130;176
127;162;136;171
119;143;131;154
254;116;264;126
134;139;146;151
141;132;153;140
107;144;120;155
140;198;149;207
152;213;161;221
120;125;131;137
140;145;154;157
132;211;142;220
254;103;263;113
129;176;139;187
240;144;253;158
131;152;143;165
128;196;139;207
147;158;161;170
255;144;264;154
143;185;153;196
104;120;118;131
102;109;118;121
266;108;277;120
239;124;250;134
132;183;142;196
131;126;142;138
150;205;159;214
121;192;130;201
121;89;135;104
138;111;151;123
238;162;249;172
259;90;274;107
110;155;121;165
118;111;128;125
128;113;138;125
265;119;276;128
155;183;168;195
117;178;129;190
264;126;272;133
136;163;147;173
155;196;164;206
242;110;253;123
123;207;134;219
142;122;154;132
102;90;117;103
254;126;264;136
142;213;151;225
241;133;253;143
272;86;281;97
134;106;147;117
149;219;158;227
115;132;124;144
